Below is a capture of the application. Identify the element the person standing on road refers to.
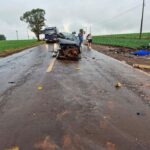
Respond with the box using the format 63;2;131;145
78;29;84;50
86;33;92;49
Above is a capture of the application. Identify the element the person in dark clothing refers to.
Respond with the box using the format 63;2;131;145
86;33;92;49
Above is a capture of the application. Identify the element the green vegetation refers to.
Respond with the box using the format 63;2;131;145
0;40;44;57
93;33;150;49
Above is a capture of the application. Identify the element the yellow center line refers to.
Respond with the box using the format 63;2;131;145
46;58;56;73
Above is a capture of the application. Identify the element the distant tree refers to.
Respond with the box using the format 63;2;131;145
0;34;6;40
20;8;46;41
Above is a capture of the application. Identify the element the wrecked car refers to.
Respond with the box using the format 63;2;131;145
56;32;81;60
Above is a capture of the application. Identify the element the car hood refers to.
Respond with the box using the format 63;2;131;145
58;38;79;46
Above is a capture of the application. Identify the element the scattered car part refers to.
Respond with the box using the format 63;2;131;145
133;64;150;69
115;82;122;88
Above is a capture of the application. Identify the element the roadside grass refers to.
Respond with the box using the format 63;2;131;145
93;33;150;49
0;40;44;57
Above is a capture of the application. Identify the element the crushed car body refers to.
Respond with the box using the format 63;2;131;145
56;32;81;60
57;33;80;59
43;27;81;60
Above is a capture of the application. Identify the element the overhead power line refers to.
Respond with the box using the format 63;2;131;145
100;4;141;26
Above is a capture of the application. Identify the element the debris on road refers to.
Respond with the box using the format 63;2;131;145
137;112;140;116
133;64;150;69
136;112;145;116
76;67;80;70
6;146;19;150
52;52;57;57
33;113;36;117
121;60;126;64
37;86;43;90
115;82;122;88
35;136;59;150
8;81;15;84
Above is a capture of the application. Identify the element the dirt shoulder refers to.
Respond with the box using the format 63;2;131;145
92;44;150;73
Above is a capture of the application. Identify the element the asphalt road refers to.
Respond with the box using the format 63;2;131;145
0;44;150;150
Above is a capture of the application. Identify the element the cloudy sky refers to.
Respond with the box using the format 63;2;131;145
0;0;150;40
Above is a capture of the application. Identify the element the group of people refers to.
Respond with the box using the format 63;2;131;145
78;29;92;49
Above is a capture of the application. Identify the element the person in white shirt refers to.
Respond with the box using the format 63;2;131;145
86;33;92;49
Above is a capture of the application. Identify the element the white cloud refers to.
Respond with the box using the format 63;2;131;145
0;0;150;39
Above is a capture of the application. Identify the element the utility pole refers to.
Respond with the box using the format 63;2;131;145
139;0;145;39
16;30;18;40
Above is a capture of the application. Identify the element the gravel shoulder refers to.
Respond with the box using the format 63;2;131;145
92;44;150;73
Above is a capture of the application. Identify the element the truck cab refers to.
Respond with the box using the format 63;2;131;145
43;27;58;43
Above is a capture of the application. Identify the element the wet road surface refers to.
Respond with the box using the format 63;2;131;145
0;44;150;150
